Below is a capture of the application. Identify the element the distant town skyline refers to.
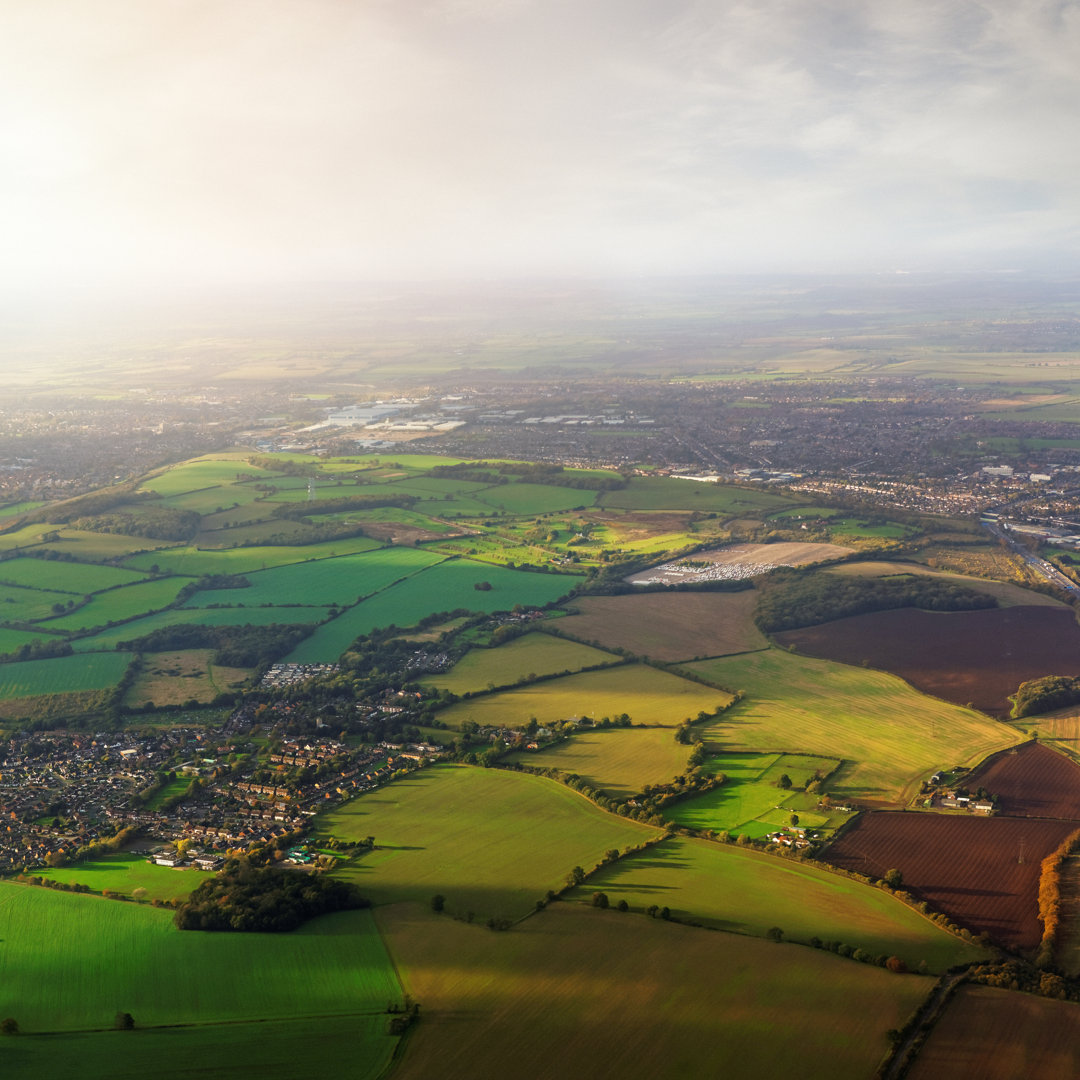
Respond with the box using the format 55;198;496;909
4;0;1080;298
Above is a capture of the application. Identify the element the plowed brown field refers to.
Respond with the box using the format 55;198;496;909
966;741;1080;820
823;812;1077;949
776;605;1080;717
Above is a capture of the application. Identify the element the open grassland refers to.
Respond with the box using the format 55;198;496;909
599;476;795;513
36;577;192;631
668;751;843;837
908;985;1080;1080
572;836;985;971
70;606;326;653
321;765;657;920
474;482;600;514
0;652;131;698
824;812;1077;950
827;559;1067;608
0;883;401;1032
380;902;929;1080
124;649;251;707
421;632;618;695
286;560;578;662
776;605;1080;717
0;627;53;656
1;1015;398;1080
560;589;767;660
683;649;1022;806
827;518;916;539
0;583;76;623
36;853;207;902
121;534;382;575
438;664;733;731
138;457;274;496
38;530;177;560
505;727;695;798
0;558;148;593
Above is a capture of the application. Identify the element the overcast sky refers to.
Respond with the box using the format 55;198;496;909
4;0;1080;295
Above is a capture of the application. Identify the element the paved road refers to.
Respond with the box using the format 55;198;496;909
981;520;1080;597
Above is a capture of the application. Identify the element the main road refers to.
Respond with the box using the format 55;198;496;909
981;519;1080;598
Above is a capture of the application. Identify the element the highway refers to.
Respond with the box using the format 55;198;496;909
980;519;1080;598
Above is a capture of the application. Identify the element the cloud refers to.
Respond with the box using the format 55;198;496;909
2;0;1079;292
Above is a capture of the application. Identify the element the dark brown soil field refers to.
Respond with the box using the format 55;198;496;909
775;605;1080;717
966;741;1080;820
823;812;1077;949
908;985;1080;1080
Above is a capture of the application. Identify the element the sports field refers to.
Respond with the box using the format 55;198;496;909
438;664;733;731
320;765;657;919
505;727;696;797
683;649;1022;805
0;882;401;1032
558;589;767;660
571;836;985;971
421;632;618;695
36;853;207;902
381;902;930;1080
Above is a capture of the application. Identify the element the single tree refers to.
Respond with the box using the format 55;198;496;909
115;1012;135;1030
430;894;446;913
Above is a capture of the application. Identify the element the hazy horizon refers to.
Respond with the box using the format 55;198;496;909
5;1;1080;302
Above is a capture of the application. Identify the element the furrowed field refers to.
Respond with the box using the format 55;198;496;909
437;664;732;731
420;632;619;695
569;835;986;971
380;903;929;1080
683;649;1022;805
320;765;658;919
0;883;401;1031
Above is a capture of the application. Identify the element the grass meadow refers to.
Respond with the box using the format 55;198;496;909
682;649;1022;805
39;578;192;631
0;558;148;593
0;583;75;623
438;663;733;731
121;535;382;575
599;476;795;513
0;627;54;656
380;902;930;1080
420;632;618;695
320;765;657;919
505;726;696;797
570;836;986;971
36;853;207;902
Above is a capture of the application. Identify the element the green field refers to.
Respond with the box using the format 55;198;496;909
0;627;54;656
599;476;794;513
36;578;191;631
421;632;618;695
188;547;444;608
0;652;132;698
381;902;930;1080
121;535;383;576
828;518;915;539
38;530;178;560
138;457;274;497
2;1016;398;1080
505;726;696;798
320;765;657;919
474;482;599;514
0;882;401;1032
0;558;148;593
438;664;733;732
666;751;842;836
570;836;985;971
36;853;206;902
682;649;1023;805
69;607;327;653
286;560;578;663
0;583;76;623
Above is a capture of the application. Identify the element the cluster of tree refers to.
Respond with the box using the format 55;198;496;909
69;506;201;541
968;959;1077;1002
1035;827;1080;967
270;493;416;520
18;482;142;526
173;859;369;932
0;637;73;665
1012;675;1080;719
116;622;313;668
175;573;251;602
233;520;373;548
754;572;996;633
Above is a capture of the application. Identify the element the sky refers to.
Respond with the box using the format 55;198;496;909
4;0;1080;295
